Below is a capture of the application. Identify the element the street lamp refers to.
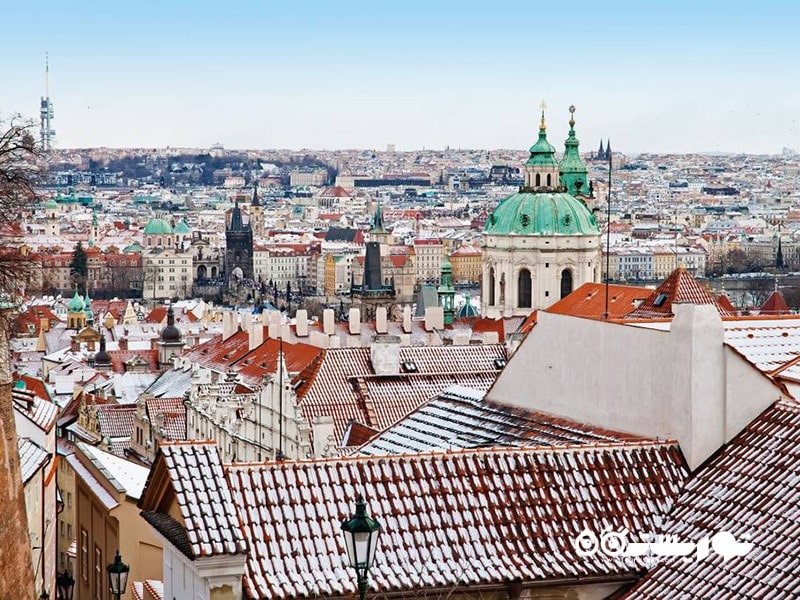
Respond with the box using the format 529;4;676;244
106;551;130;600
56;570;75;600
341;495;382;600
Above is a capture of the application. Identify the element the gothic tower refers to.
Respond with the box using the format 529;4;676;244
224;201;254;286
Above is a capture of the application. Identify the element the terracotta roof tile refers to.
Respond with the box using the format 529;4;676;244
626;267;730;319
140;442;248;558
759;291;790;315
226;442;687;598
547;282;651;320
623;400;800;598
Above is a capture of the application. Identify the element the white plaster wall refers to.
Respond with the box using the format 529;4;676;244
487;305;783;469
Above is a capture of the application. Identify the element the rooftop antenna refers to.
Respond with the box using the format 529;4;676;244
603;145;612;319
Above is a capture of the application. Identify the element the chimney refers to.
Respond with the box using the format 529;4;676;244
483;331;500;345
349;308;361;335
281;324;291;340
39;317;50;333
295;309;309;337
425;306;444;331
222;311;237;341
370;335;401;375
249;322;264;351
402;305;412;333
312;415;336;457
309;331;328;348
323;309;335;336
453;331;471;346
375;307;388;334
241;311;252;332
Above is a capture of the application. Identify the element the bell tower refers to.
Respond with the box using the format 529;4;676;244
522;103;561;192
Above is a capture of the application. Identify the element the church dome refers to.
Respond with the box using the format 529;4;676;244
160;305;182;344
143;218;173;235
484;192;600;236
173;220;191;234
67;290;85;313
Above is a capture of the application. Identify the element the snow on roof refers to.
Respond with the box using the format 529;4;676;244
79;442;150;500
67;452;119;510
357;385;649;456
139;441;247;559
622;399;800;598
225;442;687;598
17;437;50;484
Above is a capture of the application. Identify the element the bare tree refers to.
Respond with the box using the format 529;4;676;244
0;115;41;597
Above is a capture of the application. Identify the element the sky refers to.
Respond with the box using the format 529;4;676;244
2;1;799;153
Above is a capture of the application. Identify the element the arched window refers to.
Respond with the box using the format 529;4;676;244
546;173;552;186
518;269;532;308
560;269;573;299
197;265;207;280
488;268;496;306
211;266;218;278
535;173;541;187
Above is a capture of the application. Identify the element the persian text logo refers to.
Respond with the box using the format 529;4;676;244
572;528;753;564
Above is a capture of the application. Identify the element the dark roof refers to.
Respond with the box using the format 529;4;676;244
140;511;194;559
324;227;361;243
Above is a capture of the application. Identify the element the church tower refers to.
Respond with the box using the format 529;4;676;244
224;201;254;286
559;105;590;198
158;304;183;370
522;107;561;191
249;181;265;238
481;106;602;318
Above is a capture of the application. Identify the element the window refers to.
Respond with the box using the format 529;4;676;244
653;292;669;307
518;269;532;308
546;173;552;186
488;268;496;306
81;529;88;580
560;269;573;299
94;546;102;599
535;173;541;187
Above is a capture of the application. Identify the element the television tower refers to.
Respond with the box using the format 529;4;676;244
39;52;55;151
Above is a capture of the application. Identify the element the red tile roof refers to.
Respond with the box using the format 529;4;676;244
626;267;730;319
109;350;159;373
623;400;800;598
296;345;507;443
235;338;322;387
759;291;790;315
95;404;136;440
139;442;248;559
225;442;687;598
547;282;651;320
717;294;736;313
13;385;58;433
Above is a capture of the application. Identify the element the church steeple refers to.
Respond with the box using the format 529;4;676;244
523;102;561;191
559;105;589;197
251;181;260;207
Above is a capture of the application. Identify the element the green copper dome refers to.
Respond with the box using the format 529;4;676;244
173;220;191;234
526;113;558;167
68;290;85;313
484;192;599;236
143;217;173;235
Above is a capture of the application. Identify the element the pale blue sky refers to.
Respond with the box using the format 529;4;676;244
2;1;798;152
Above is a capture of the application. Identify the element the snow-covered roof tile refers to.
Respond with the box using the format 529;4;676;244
623;399;800;598
227;443;687;598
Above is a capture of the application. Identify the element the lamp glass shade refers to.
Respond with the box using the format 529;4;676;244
107;551;130;595
341;497;381;570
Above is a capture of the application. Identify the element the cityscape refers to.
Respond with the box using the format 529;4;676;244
2;2;800;599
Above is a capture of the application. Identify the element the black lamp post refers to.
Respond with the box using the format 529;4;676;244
106;551;130;600
341;496;382;600
56;570;75;600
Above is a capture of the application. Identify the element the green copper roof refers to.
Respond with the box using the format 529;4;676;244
123;241;144;254
68;290;85;313
44;198;58;210
526;113;558;167
173;220;191;234
143;217;173;235
484;192;600;236
559;106;589;196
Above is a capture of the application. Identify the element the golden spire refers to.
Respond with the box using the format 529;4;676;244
539;100;547;131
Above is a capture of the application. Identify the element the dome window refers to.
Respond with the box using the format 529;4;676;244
520;214;530;227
